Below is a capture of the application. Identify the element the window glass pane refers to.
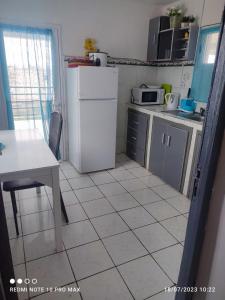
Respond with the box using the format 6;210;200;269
203;32;219;64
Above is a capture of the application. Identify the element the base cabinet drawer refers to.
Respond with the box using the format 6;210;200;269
128;109;148;132
126;109;149;166
127;127;147;150
126;141;145;166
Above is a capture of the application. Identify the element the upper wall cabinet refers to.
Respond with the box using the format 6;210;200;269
147;16;199;62
147;16;170;61
201;0;225;26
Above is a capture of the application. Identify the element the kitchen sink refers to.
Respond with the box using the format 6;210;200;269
161;110;204;122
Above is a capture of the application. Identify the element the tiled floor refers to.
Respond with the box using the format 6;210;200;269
4;153;190;300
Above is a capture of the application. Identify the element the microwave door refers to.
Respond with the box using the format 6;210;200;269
142;91;158;104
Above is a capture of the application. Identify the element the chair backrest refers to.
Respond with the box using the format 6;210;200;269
48;111;63;159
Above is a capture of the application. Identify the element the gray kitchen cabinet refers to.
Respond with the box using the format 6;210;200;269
147;16;199;62
147;16;170;61
149;117;190;191
163;124;189;189
149;117;166;176
126;109;149;166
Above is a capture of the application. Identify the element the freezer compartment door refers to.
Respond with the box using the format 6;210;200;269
79;99;117;173
78;67;118;99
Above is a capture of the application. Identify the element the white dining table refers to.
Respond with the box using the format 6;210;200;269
0;129;63;251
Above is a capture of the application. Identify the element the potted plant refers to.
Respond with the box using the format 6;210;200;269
188;15;196;27
167;6;183;28
181;16;189;28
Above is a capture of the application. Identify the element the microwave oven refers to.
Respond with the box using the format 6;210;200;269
131;87;164;105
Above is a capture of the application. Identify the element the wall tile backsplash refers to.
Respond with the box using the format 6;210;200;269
116;65;156;153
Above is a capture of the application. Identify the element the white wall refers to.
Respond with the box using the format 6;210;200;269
0;0;160;153
0;0;160;60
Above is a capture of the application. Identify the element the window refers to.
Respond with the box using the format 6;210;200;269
190;26;220;103
1;25;54;140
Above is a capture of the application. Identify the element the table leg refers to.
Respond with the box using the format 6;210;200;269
52;167;63;252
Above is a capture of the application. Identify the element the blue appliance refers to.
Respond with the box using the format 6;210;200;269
179;98;197;113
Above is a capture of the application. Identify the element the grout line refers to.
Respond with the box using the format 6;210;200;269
8;157;189;300
74;199;136;300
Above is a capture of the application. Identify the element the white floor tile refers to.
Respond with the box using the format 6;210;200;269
65;204;88;224
62;168;82;179
128;167;151;178
82;198;115;218
90;171;115;185
116;153;130;163
119;178;147;192
131;188;162;205
146;290;175;300
10;237;24;265
134;223;177;253
160;215;188;242
60;161;74;170
68;240;113;280
120;160;141;169
103;231;147;265
60;180;72;192
98;182;127;197
7;217;22;239
91;213;129;238
75;186;104;203
19;196;51;216
78;268;133;300
24;229;61;261
139;175;165;188
119;206;156;229
14;263;29;300
107;193;140;211
118;255;172;300
68;176;94;190
4;200;20;218
144;201;180;221
152;244;183;283
152;185;180;199
18;187;46;200
27;252;74;297
109;169;136;181
61;191;79;206
166;195;191;214
34;283;81;299
59;170;66;180
62;220;99;249
21;210;55;235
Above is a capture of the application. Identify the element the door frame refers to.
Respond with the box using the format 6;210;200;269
176;7;225;300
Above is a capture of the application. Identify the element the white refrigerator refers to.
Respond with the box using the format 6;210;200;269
66;66;118;173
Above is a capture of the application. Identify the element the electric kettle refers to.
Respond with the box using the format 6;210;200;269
165;93;180;110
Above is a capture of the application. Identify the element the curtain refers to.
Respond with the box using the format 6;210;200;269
0;24;54;140
190;26;220;103
0;26;14;129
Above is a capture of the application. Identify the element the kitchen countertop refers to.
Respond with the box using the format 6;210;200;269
128;104;203;131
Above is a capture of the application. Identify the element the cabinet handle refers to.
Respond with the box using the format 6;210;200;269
167;135;171;147
131;151;136;156
161;133;165;144
133;121;139;125
131;136;137;141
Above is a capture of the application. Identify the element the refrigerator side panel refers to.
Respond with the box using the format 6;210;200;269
66;68;81;170
78;67;118;99
79;99;117;172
